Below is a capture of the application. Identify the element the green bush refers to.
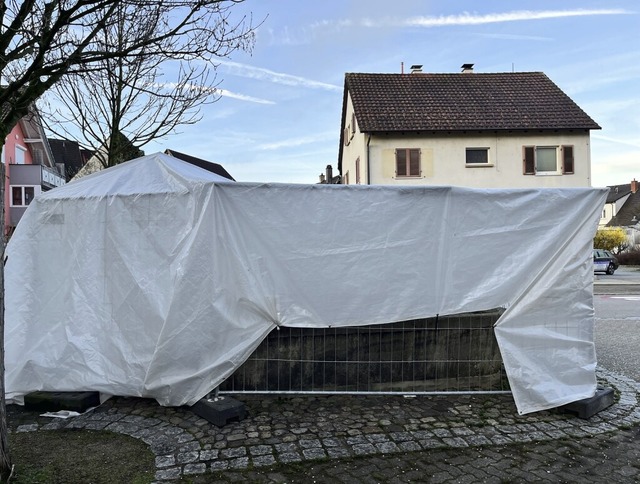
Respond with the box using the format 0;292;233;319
616;250;640;265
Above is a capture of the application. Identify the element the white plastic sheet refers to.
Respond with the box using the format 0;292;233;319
4;153;608;414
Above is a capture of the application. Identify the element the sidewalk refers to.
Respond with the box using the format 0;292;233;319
8;368;640;482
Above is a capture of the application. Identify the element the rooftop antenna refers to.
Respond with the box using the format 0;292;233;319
512;62;515;72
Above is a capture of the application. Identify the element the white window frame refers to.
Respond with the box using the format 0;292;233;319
15;145;27;165
10;185;40;207
534;146;559;174
465;147;492;167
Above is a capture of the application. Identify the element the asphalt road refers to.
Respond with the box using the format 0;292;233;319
594;266;640;382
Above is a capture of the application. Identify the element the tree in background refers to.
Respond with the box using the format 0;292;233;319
593;227;628;254
45;1;252;167
0;1;256;479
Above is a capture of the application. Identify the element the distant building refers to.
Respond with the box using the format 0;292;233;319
2;105;65;237
601;178;640;249
49;138;91;181
164;149;235;181
317;164;341;184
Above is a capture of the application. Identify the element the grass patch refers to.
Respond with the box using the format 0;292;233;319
8;429;155;484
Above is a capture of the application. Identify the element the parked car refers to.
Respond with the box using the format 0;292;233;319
593;249;619;275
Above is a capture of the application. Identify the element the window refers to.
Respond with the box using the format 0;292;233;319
343;171;349;185
396;148;420;177
11;186;36;207
355;157;361;184
562;145;574;174
15;146;26;164
523;145;575;175
466;148;489;165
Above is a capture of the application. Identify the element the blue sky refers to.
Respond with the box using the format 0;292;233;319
145;1;639;187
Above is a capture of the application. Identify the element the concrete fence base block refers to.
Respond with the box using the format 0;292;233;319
24;391;100;413
190;396;246;427
560;387;615;419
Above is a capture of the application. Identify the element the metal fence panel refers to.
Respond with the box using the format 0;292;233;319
220;309;509;395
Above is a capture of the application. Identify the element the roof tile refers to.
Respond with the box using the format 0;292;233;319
346;72;600;132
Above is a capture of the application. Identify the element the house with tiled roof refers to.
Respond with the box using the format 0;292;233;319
338;64;601;188
601;179;640;248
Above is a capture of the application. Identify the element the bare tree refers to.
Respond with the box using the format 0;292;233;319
0;1;256;479
46;1;249;167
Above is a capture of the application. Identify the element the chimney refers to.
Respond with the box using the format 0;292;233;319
461;63;474;73
319;173;326;184
632;178;638;194
326;164;333;183
410;64;423;74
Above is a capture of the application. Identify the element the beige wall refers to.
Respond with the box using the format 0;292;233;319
341;93;368;184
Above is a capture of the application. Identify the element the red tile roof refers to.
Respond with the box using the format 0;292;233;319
345;72;601;133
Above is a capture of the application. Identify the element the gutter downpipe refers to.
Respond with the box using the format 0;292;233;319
366;134;371;185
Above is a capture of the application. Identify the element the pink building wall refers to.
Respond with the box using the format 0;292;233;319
3;122;35;238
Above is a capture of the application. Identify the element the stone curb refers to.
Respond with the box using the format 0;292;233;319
11;367;640;482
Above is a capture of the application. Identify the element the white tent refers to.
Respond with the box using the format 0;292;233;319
4;153;608;414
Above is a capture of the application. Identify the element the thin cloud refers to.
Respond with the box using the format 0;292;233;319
216;59;342;92
474;33;554;41
592;134;640;149
258;132;335;151
148;82;274;104
217;88;275;105
401;9;631;27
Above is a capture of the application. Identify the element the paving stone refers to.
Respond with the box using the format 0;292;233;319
249;444;272;456
210;460;229;471
327;447;352;458
220;447;247;459
398;440;422;452
176;451;199;464
278;452;302;463
375;441;400;453
183;463;206;475
274;442;297;453
298;438;321;448
155;467;181;480
155;455;175;468
442;437;469;447
252;454;277;467
352;443;377;455
302;447;327;459
199;449;218;460
420;438;446;449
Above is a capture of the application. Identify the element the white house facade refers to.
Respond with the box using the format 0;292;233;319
338;65;600;188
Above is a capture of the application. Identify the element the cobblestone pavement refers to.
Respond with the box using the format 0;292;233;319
8;368;640;483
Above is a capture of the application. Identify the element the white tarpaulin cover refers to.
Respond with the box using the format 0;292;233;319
5;153;608;414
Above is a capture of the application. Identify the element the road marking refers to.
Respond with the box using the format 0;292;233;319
609;296;640;301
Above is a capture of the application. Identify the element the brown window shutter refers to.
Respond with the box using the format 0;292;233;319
396;149;407;176
523;146;535;175
562;145;574;174
409;149;420;176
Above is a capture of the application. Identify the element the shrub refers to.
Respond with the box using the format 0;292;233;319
593;228;628;253
616;250;640;266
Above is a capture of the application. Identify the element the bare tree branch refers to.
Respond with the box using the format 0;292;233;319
0;1;257;478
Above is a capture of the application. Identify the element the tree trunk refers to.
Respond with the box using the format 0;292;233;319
0;162;13;480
